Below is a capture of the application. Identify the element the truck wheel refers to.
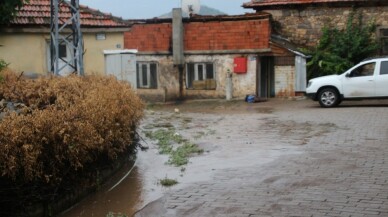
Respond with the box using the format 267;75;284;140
318;88;340;108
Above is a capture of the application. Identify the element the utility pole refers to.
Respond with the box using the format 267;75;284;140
50;0;84;76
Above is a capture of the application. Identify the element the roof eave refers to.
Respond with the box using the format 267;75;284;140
0;26;131;33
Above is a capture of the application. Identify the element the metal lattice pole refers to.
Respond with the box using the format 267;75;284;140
50;0;84;76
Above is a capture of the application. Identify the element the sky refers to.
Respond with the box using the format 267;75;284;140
80;0;254;19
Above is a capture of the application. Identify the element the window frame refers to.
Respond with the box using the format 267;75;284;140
379;27;388;55
349;62;376;77
136;62;158;89
186;62;216;90
380;61;388;75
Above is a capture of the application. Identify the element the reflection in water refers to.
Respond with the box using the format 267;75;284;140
60;164;143;217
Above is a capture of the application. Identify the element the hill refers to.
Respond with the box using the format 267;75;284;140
159;5;227;18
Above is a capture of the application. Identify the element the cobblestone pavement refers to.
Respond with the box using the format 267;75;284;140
135;99;388;217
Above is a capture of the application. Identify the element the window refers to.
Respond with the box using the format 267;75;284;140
136;62;157;89
380;28;388;55
58;44;67;58
186;63;216;90
381;61;388;75
349;62;375;77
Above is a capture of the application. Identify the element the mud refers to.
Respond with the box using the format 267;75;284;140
59;163;142;217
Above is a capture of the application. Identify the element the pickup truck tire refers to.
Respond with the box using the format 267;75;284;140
318;87;340;108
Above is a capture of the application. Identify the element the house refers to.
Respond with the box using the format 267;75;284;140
0;0;130;76
243;0;388;54
124;12;308;102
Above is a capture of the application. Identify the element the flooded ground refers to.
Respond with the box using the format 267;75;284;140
60;98;316;216
59;98;388;216
59;98;388;217
59;162;142;217
60;98;288;217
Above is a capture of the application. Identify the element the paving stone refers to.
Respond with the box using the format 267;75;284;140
136;99;388;217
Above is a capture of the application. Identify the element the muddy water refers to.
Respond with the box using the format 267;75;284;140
59;100;311;217
59;163;143;217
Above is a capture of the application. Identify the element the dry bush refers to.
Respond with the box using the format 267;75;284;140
0;70;144;214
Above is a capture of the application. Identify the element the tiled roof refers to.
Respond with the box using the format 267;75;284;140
11;0;129;27
243;0;377;8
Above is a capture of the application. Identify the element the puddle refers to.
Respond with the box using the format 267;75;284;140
59;163;143;217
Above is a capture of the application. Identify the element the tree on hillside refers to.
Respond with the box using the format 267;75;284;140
0;0;26;25
307;12;380;79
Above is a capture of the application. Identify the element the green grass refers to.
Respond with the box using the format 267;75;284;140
145;129;203;166
168;143;204;166
159;177;178;187
106;212;128;217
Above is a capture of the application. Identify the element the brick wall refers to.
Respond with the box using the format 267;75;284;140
184;19;270;51
124;23;172;52
124;17;270;52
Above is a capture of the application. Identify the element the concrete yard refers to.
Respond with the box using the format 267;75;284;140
134;98;388;217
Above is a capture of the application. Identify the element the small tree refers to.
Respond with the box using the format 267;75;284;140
307;12;380;79
0;0;26;25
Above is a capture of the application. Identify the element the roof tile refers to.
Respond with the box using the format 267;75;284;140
243;0;375;8
11;0;128;27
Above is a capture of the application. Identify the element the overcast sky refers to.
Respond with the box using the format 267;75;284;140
80;0;254;19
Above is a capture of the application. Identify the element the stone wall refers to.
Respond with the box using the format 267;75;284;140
266;6;388;48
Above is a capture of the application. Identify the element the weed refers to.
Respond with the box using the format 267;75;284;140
145;129;203;166
106;212;128;217
168;143;203;166
159;177;178;187
193;131;205;139
0;59;9;72
193;129;216;140
182;117;193;123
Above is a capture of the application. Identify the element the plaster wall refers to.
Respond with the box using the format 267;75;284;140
0;33;47;74
135;54;258;102
135;54;180;102
184;54;257;100
0;31;124;75
83;32;124;75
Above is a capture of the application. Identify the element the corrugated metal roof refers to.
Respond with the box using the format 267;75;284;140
10;0;129;27
243;0;377;8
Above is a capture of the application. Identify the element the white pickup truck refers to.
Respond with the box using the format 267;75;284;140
306;57;388;107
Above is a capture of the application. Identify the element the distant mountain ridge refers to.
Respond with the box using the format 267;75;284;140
159;5;227;18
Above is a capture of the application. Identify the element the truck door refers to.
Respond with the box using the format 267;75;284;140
342;62;376;98
375;61;388;97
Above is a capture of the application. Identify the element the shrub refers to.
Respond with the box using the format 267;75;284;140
0;59;8;82
0;70;144;215
0;59;8;71
307;11;380;79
